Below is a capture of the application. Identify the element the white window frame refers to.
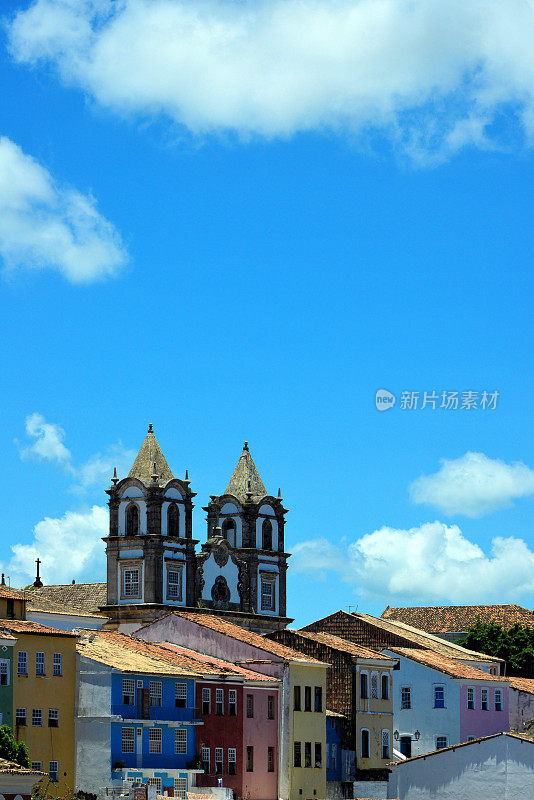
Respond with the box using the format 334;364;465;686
202;746;210;773
36;652;45;676
148;778;162;794
150;681;162;707
228;747;237;775
31;762;42;772
15;708;27;725
123;568;140;598
260;574;276;611
48;708;59;727
123;678;136;705
32;709;43;727
53;653;62;676
17;651;27;675
174;778;187;800
401;686;411;709
122;727;135;753
149;727;162;754
0;660;9;686
495;688;503;711
229;688;237;716
175;728;187;754
175;682;187;708
49;760;59;782
481;688;489;711
202;687;211;714
167;566;183;600
370;672;379;699
467;686;475;710
216;688;224;715
436;736;448;749
381;729;390;760
215;747;223;774
434;684;445;708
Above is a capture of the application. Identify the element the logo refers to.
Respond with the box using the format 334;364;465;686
375;389;396;411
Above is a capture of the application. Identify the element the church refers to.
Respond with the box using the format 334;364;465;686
99;425;292;634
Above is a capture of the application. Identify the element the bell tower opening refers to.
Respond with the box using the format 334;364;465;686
126;503;139;536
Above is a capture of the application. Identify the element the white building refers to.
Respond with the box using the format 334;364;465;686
508;677;534;732
388;732;534;800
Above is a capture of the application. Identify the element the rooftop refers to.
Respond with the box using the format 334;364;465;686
386;647;508;682
391;732;532;766
77;631;201;676
381;604;534;633
128;424;174;486
0;758;44;775
508;676;534;694
26;594;107;619
223;442;267;502
289;628;392;660
0;619;77;637
25;583;107;614
158;643;279;683
0;585;26;601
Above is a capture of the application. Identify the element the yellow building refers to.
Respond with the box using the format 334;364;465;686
6;620;77;795
289;662;328;800
355;659;394;770
0;584;27;621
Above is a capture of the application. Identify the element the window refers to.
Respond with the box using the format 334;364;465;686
294;741;302;767
401;686;411;709
48;709;59;727
36;652;45;676
436;736;448;749
53;653;62;676
268;746;275;772
490;667;497;676
123;568;140;598
0;660;9;686
381;673;389;700
175;682;187;708
481;688;489;711
202;688;211;715
304;686;312;712
202;746;210;773
175;728;187;754
216;688;224;715
467;736;475;741
495;688;503;711
49;761;58;783
467;687;475;709
123;679;136;705
314;742;322;768
294;685;301;711
314;687;322;712
228;748;237;775
17;651;27;676
360;672;368;700
229;689;237;716
150;681;162;707
149;728;162;754
331;744;337;771
361;729;370;759
246;694;254;718
434;686;445;709
148;779;162;794
174;778;187;800
222;518;236;546
167;503;180;537
267;694;274;719
262;519;273;550
246;746;254;772
15;708;26;726
261;576;275;611
167;568;182;600
31;762;42;772
126;503;139;536
381;729;390;760
122;728;135;753
32;709;43;727
215;747;223;775
371;673;379;699
304;742;312;768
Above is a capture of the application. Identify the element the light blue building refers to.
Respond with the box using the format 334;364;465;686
326;710;343;784
75;631;204;799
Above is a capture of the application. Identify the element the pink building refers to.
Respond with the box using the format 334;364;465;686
460;683;509;741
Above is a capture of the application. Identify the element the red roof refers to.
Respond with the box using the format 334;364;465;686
0;586;26;600
0;619;77;637
290;629;392;660
381;604;534;633
508;676;534;694
387;647;508;682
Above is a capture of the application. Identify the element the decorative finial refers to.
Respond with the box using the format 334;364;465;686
210;494;218;502
184;469;190;485
1;574;5;587
148;423;153;433
243;441;249;451
111;467;119;485
72;579;76;585
151;461;158;483
277;488;282;499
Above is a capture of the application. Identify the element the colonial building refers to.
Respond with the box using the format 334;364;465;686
100;426;292;634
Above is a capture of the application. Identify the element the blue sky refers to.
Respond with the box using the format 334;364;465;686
1;0;534;627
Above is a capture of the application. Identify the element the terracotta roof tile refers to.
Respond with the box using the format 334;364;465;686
381;604;534;633
0;619;77;637
77;632;201;676
508;676;534;694
290;628;392;660
0;586;26;600
25;583;107;614
26;595;106;619
387;647;508;681
0;758;44;775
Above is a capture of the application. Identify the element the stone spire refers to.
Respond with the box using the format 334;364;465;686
128;424;174;486
224;441;267;502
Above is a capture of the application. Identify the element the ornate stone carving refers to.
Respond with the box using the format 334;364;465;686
214;544;229;568
211;576;231;609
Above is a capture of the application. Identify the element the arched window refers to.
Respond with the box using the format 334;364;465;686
262;519;273;550
222;518;236;547
126;503;139;536
167;503;179;537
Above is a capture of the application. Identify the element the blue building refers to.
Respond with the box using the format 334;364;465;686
75;631;204;799
326;710;343;784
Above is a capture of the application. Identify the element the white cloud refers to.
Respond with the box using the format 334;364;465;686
73;442;137;492
292;522;534;604
19;412;72;464
8;0;534;160
5;505;108;587
0;136;127;283
409;452;534;517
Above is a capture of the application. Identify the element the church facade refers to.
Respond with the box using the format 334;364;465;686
101;425;292;634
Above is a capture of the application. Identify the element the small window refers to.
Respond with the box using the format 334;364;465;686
122;728;135;753
481;688;489;711
229;689;237;716
261;577;275;611
126;503;139;536
0;660;9;686
381;674;389;700
53;654;62;677
167;568;182;600
48;709;59;728
246;746;254;772
304;742;312;768
17;651;27;676
216;688;224;715
167;503;180;537
304;686;312;712
381;729;390;760
215;747;223;775
148;778;162;794
202;687;211;715
361;729;370;759
175;728;187;754
15;708;26;726
495;688;503;711
174;778;187;800
149;728;162;754
268;746;275;772
175;682;187;708
150;681;162;707
36;652;45;676
434;685;445;708
294;685;301;711
202;746;210;773
246;694;254;718
49;761;59;783
267;694;275;719
294;741;301;767
401;686;411;709
360;672;368;700
32;709;43;727
314;742;322;768
31;762;42;772
123;679;135;705
123;568;140;598
371;674;379;699
262;519;273;550
314;687;322;712
228;747;237;775
436;736;448;749
467;687;475;710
